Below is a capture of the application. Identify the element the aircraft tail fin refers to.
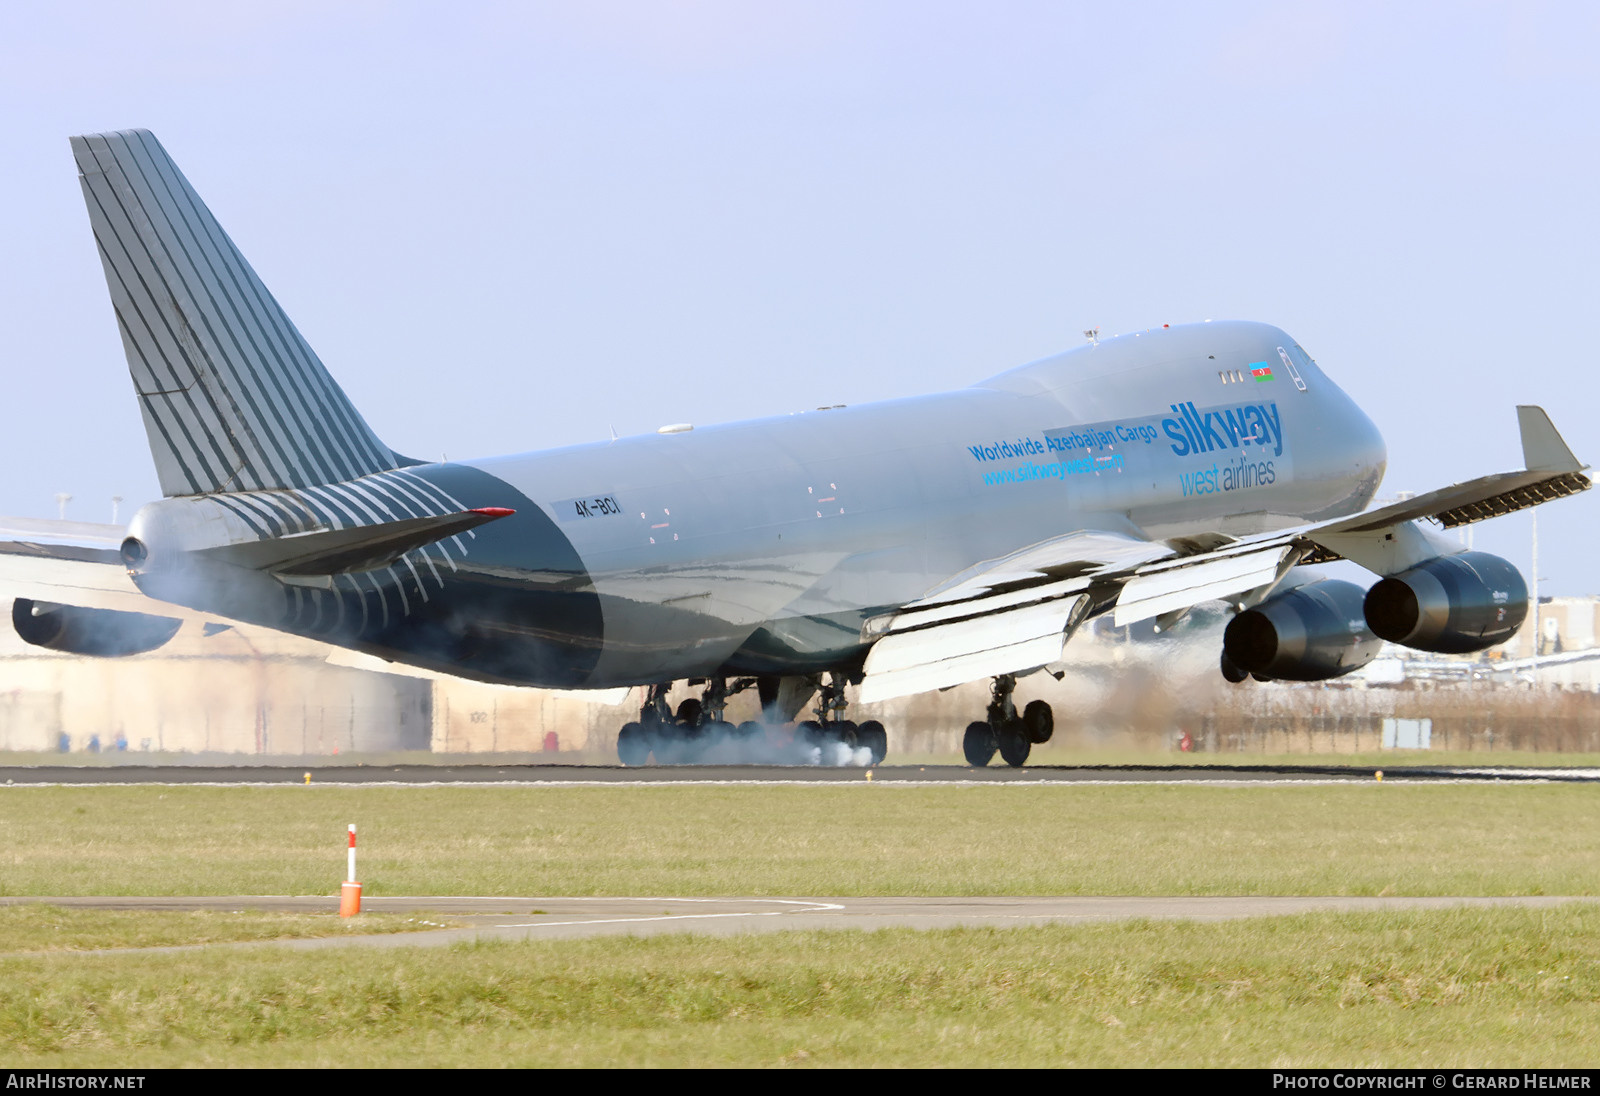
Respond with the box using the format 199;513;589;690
71;129;398;498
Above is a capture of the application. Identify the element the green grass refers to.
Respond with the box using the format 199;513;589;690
0;783;1594;898
2;782;1594;1067
0;905;438;953
4;905;1597;1067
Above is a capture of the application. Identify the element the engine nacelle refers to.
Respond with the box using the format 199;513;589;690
12;598;182;657
1221;578;1381;683
1362;551;1527;654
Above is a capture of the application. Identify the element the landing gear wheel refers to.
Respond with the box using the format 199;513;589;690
963;721;997;767
998;720;1031;767
797;720;824;754
651;722;684;765
732;720;761;763
857;720;888;765
675;698;704;728
813;720;859;765
1022;699;1054;744
617;722;650;766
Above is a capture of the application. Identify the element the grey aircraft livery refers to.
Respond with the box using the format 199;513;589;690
2;130;1590;767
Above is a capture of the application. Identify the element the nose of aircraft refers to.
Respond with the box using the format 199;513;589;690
1338;387;1388;509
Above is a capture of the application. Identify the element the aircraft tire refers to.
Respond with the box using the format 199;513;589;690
1022;699;1054;744
963;721;997;767
797;719;824;748
700;719;734;761
677;717;716;762
617;722;650;766
676;698;704;728
733;720;762;763
857;720;888;764
651;724;682;765
998;720;1031;767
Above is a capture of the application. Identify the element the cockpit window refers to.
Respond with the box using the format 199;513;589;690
1276;346;1308;392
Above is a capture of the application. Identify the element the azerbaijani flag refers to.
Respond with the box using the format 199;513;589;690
1250;363;1274;382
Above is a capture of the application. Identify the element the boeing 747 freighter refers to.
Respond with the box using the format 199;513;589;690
3;130;1588;766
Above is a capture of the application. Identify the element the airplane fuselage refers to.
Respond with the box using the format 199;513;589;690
127;320;1386;688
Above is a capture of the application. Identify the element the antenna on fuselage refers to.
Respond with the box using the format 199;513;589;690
1084;327;1100;346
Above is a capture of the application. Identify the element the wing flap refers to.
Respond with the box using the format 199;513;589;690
859;594;1087;703
1113;546;1292;626
863;574;1092;639
909;530;1171;607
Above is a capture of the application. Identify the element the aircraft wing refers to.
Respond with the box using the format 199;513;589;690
858;405;1590;702
0;517;201;620
0;513;636;703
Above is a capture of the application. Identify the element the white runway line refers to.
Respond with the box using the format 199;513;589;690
6;769;1599;788
492;898;844;929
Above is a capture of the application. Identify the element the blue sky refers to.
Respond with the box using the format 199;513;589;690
2;1;1596;593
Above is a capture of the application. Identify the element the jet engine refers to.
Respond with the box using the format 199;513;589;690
12;598;182;657
1221;578;1381;682
1362;551;1527;654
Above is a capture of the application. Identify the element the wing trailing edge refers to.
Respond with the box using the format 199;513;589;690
859;595;1091;703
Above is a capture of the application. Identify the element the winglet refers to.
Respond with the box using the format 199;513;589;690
1517;406;1583;473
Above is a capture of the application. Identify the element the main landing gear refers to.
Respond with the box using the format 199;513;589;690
963;674;1053;768
617;678;757;765
616;673;889;766
795;672;889;767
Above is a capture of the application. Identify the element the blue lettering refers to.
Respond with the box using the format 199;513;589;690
1163;418;1191;456
1219;409;1245;446
1177;404;1196;449
1262;402;1283;456
1241;405;1266;448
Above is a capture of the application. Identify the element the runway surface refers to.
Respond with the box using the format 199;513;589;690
5;762;1600;785
6;895;1596;948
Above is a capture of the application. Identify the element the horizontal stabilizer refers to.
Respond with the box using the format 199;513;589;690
204;507;514;578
